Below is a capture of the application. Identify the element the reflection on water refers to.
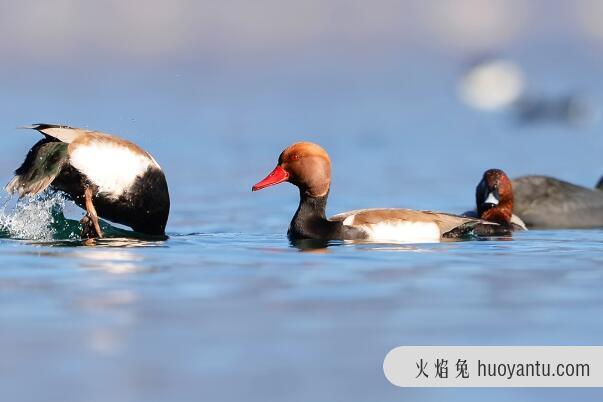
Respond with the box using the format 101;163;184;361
289;235;506;253
26;237;168;249
290;238;337;252
74;249;146;274
1;218;602;402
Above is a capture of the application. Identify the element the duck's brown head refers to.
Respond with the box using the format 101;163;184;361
252;142;331;197
476;169;513;224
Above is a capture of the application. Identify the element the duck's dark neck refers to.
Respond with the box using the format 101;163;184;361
288;190;342;240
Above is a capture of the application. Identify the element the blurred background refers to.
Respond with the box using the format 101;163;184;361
1;0;602;228
1;2;603;402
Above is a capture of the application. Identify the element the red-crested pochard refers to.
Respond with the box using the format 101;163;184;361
6;124;170;238
252;142;497;242
473;169;527;234
512;175;603;229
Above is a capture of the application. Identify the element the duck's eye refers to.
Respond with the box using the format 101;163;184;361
291;154;301;161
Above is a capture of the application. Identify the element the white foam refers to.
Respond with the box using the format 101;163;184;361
0;193;68;240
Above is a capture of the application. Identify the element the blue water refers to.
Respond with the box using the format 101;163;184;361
1;49;602;401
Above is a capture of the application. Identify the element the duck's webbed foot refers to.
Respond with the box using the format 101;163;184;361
80;214;101;239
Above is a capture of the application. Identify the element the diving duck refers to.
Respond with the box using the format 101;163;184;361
251;142;496;242
512;175;603;229
468;169;527;235
6;124;170;238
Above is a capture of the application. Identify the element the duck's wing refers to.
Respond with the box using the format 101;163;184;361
21;124;148;156
44;125;160;167
19;123;90;144
512;176;603;228
6;124;90;197
330;208;488;242
6;138;69;197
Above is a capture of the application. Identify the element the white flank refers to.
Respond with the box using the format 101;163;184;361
350;221;442;243
69;141;153;196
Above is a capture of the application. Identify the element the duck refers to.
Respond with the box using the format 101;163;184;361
6;124;170;239
465;169;527;235
251;142;497;243
511;175;603;229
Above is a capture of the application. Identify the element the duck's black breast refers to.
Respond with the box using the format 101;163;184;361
52;165;170;236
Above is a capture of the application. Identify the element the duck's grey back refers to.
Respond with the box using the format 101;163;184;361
512;176;603;229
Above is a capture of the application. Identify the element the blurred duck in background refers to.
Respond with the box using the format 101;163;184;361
512;175;603;229
465;169;527;235
252;142;500;243
459;57;600;127
459;57;525;112
6;124;170;239
514;93;600;127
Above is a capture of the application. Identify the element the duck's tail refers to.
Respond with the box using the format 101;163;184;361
6;139;69;198
442;218;502;239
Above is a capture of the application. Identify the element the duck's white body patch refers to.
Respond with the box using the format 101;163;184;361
347;220;442;243
69;142;154;196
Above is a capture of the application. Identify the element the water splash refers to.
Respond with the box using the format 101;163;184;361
0;192;80;240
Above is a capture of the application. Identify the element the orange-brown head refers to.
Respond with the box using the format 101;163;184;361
252;142;331;197
476;169;514;224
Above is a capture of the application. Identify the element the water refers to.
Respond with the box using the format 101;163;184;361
1;50;603;401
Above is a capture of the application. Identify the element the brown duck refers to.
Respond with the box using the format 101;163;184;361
469;169;527;235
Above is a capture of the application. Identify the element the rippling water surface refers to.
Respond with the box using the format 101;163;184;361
1;50;603;401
